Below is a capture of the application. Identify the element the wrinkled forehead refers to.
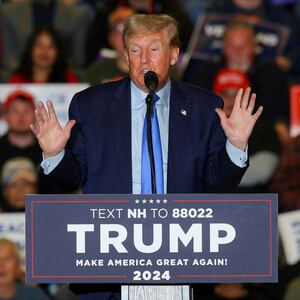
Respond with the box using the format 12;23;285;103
127;34;167;48
125;27;171;48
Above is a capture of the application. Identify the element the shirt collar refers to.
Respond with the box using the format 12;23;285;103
131;80;171;108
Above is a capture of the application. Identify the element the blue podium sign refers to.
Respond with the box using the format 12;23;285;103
25;194;278;283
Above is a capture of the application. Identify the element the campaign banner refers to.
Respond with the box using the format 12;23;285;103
179;13;289;78
26;194;278;284
279;209;300;265
0;83;89;135
0;213;25;265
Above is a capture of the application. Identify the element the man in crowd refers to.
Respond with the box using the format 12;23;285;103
0;90;41;198
206;0;300;78
31;14;262;299
185;21;289;127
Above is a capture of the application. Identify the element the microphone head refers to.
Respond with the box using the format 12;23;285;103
144;71;158;93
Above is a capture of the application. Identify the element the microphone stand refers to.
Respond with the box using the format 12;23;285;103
145;92;157;194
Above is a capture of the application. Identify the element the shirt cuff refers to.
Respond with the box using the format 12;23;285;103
226;140;248;168
41;150;65;174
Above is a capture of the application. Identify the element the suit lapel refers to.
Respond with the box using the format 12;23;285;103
167;81;191;192
108;78;132;193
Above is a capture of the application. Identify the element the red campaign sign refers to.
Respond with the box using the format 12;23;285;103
290;85;300;137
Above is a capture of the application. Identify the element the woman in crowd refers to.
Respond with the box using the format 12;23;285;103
0;238;49;299
9;26;79;83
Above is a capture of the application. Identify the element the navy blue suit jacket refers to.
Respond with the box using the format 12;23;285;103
48;77;246;193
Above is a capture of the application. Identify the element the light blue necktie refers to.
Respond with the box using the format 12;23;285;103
141;94;164;194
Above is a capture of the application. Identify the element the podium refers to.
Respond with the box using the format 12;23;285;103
25;193;278;299
121;285;190;300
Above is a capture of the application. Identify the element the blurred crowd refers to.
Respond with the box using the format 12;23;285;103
0;0;300;299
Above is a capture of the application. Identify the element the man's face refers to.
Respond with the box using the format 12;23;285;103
0;244;19;286
5;99;35;134
223;28;256;72
124;30;179;92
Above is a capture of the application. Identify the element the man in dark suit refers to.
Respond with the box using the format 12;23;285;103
31;13;262;300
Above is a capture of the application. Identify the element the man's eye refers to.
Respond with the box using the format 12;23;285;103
131;48;140;53
151;48;158;51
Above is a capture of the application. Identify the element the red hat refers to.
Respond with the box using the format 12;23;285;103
213;69;250;94
3;89;35;110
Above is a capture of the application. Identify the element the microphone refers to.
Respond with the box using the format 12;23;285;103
144;71;158;193
144;71;158;94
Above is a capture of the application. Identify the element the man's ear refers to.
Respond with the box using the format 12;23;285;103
170;47;180;66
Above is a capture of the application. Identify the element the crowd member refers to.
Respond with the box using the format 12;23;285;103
31;13;262;298
84;0;193;66
212;68;281;193
0;0;91;73
0;157;38;212
0;89;62;199
205;0;300;79
0;238;49;299
9;26;79;83
0;90;41;170
184;21;290;127
79;6;135;85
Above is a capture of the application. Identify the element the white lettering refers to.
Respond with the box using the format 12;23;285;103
169;224;202;253
100;224;128;253
134;224;162;253
210;223;236;252
67;224;94;253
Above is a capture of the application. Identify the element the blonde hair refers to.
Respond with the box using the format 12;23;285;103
123;14;180;49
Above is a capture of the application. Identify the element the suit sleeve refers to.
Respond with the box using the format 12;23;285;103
47;93;87;192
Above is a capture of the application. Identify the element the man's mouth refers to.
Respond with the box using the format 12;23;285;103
142;69;151;74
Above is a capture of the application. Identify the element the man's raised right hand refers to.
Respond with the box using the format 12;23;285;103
30;100;76;158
